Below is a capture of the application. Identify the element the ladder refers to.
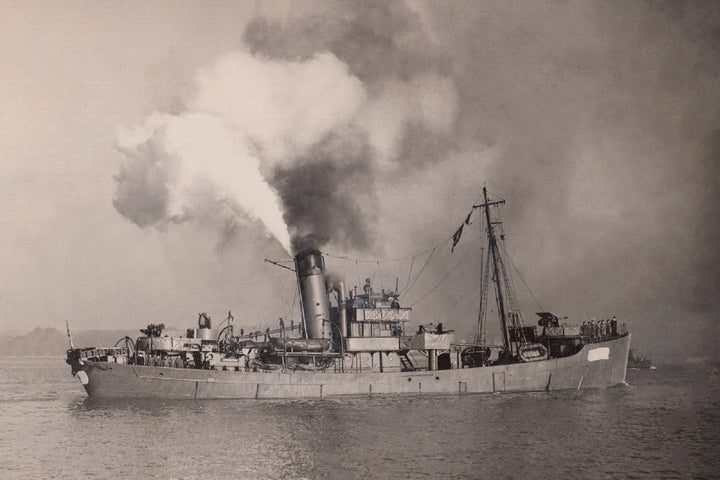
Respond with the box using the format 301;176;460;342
399;351;416;371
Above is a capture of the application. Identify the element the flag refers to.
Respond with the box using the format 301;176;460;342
451;224;464;252
464;211;472;225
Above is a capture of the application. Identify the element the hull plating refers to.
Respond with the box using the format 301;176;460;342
77;335;630;399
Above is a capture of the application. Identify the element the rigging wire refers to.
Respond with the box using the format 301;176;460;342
401;247;437;296
501;242;544;312
317;202;479;298
409;249;473;308
284;287;299;324
403;255;415;292
323;236;452;265
458;289;485;320
449;260;481;306
274;269;288;311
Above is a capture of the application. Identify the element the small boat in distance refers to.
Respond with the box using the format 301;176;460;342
66;187;630;399
628;349;654;369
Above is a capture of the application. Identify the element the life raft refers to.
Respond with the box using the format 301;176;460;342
517;343;548;363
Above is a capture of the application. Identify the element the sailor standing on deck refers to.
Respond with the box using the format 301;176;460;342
364;278;372;295
363;278;374;307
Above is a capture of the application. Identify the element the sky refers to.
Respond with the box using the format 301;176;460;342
1;0;718;363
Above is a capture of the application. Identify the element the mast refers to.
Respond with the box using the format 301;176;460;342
476;246;491;344
474;187;510;354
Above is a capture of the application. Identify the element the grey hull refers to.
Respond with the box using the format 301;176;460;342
76;334;630;399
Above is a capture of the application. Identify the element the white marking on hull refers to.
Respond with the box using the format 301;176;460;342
587;347;610;362
77;371;89;385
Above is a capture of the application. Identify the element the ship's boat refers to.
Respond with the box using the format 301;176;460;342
66;188;631;399
517;343;548;363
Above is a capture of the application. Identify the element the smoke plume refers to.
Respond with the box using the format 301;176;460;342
113;1;458;255
113;7;456;254
114;111;293;252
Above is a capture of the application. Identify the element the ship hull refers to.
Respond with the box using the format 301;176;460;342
74;334;630;399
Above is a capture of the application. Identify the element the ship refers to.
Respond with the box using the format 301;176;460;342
66;187;630;399
627;349;654;369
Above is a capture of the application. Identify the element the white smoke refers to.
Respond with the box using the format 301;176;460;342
114;48;458;253
192;51;367;168
116;111;293;253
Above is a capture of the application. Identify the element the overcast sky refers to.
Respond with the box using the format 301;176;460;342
1;1;718;362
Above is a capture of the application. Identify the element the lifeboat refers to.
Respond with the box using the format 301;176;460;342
517;343;548;363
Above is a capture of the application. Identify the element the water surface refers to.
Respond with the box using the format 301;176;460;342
1;357;718;479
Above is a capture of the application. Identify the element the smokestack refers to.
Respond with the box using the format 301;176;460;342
295;249;331;339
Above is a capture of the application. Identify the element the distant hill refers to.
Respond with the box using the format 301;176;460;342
0;328;138;356
0;321;268;356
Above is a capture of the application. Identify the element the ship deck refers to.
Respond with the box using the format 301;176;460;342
73;334;630;399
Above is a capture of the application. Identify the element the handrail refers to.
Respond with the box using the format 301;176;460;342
75;346;129;360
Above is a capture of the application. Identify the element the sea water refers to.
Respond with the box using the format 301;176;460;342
0;357;718;480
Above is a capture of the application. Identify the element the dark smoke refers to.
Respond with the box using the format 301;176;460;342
244;1;457;253
271;131;376;253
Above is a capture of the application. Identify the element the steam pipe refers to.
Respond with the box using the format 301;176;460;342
323;319;344;373
338;281;348;339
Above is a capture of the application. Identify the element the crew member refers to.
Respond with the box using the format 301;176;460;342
363;278;373;296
